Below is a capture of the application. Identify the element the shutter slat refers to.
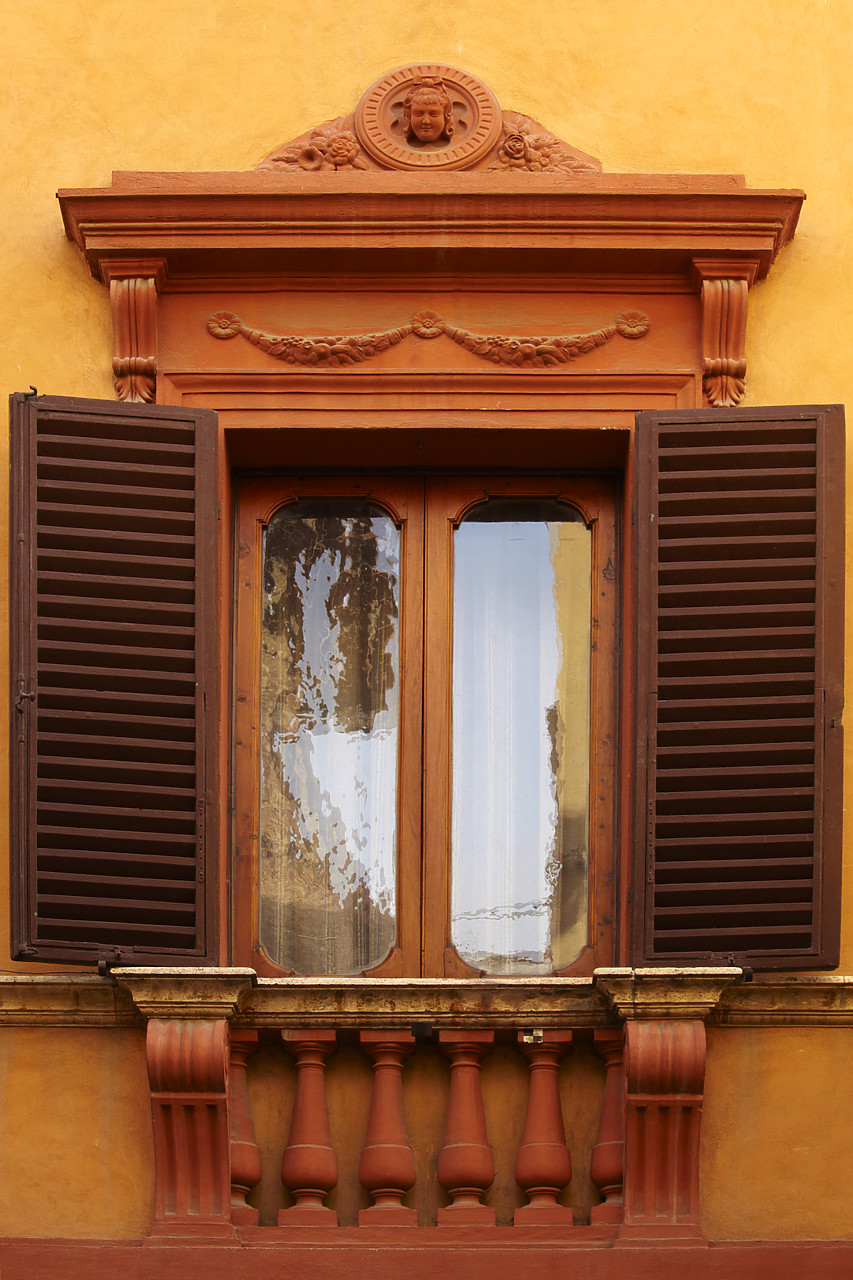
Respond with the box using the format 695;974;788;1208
633;405;844;970
11;394;218;965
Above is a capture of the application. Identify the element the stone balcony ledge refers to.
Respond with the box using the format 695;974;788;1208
1;968;852;1027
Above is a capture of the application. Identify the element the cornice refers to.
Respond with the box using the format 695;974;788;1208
594;967;742;1021
58;171;803;285
3;972;853;1028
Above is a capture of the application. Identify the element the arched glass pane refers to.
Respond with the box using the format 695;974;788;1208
451;498;591;973
259;500;400;974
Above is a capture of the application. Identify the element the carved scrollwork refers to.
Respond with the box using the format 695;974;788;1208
208;309;650;369
103;266;165;403
692;261;755;408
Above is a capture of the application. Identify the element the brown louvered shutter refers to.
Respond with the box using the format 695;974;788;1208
10;394;219;965
633;406;844;969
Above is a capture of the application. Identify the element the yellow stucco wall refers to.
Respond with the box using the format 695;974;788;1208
2;0;853;1243
0;1028;152;1237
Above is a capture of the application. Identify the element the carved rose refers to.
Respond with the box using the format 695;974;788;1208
208;312;243;340
616;310;651;339
411;311;445;339
499;132;529;167
324;130;365;169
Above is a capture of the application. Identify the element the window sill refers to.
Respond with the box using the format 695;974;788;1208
3;969;853;1027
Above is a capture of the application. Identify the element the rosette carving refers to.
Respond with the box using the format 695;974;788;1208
207;309;650;369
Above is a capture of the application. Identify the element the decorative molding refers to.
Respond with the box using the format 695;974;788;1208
207;308;650;369
146;1018;234;1239
621;1020;705;1239
692;258;757;407
8;973;853;1027
59;178;803;293
101;259;166;403
113;967;256;1020
257;64;600;175
594;967;742;1022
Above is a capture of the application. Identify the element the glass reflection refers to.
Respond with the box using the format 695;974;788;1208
259;501;399;974
451;499;591;973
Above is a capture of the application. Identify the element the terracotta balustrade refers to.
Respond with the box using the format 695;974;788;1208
590;1028;625;1224
199;1016;708;1236
436;1030;496;1224
358;1030;418;1224
513;1030;574;1223
279;1029;339;1224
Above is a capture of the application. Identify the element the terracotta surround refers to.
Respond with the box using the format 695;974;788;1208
39;66;827;1272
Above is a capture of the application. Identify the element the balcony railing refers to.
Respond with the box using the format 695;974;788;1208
115;968;739;1244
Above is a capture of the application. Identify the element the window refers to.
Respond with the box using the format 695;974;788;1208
9;395;843;972
233;474;618;977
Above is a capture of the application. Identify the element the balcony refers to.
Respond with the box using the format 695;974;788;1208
109;967;740;1246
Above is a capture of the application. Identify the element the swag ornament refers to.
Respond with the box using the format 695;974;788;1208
208;309;650;368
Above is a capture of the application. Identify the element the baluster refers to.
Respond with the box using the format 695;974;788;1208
590;1028;625;1224
279;1029;338;1225
437;1030;495;1224
229;1029;262;1225
358;1030;418;1224
514;1030;574;1223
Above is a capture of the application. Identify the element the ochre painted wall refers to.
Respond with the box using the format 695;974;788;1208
0;1028;152;1237
2;0;853;1244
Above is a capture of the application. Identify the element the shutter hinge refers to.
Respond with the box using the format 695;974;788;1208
15;679;35;713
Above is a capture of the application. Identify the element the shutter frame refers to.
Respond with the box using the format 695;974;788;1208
9;394;219;965
633;405;844;970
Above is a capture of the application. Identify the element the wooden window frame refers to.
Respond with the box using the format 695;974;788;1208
232;471;619;978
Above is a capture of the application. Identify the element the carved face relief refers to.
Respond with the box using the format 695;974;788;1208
355;64;501;170
404;85;453;145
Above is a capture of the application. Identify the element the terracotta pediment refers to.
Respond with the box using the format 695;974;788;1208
57;62;804;409
257;64;601;175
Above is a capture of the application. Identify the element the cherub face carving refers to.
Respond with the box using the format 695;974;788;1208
403;82;454;145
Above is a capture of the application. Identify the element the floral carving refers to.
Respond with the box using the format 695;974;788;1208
490;117;599;174
441;310;650;366
616;311;651;339
208;311;412;366
263;118;369;172
410;311;445;339
206;309;649;368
